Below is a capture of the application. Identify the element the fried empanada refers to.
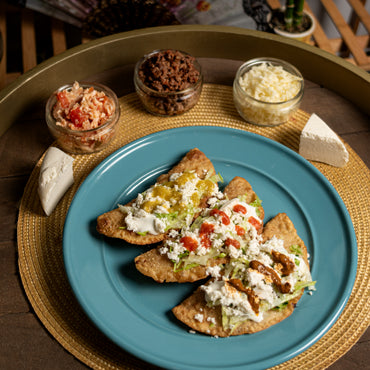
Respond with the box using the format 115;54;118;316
172;213;311;336
134;176;264;282
171;284;301;337
96;148;216;245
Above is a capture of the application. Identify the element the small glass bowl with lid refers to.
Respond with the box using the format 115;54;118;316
134;49;203;116
233;57;304;127
45;81;120;155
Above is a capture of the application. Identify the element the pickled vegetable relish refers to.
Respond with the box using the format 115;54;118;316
52;81;115;131
119;171;222;235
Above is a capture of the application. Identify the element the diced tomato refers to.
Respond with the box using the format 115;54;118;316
235;225;245;236
210;209;230;225
57;91;69;108
199;222;214;249
225;238;240;249
200;235;212;249
248;216;261;230
180;236;198;252
69;107;87;128
200;222;215;236
233;204;247;214
199;222;213;249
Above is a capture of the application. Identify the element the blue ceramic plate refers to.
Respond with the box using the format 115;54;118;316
63;126;357;370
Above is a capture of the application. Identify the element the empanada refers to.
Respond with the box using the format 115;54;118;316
172;213;313;336
135;176;264;282
96;148;219;245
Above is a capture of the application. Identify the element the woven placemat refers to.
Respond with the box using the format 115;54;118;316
17;84;370;369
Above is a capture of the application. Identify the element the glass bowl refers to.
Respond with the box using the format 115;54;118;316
233;57;304;127
45;82;120;154
134;49;203;116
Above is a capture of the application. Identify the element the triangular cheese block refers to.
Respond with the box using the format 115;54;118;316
299;113;349;167
38;147;74;216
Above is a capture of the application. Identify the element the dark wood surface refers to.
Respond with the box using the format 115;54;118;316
0;59;369;369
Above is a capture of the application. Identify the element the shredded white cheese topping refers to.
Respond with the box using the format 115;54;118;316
235;62;303;126
239;63;302;103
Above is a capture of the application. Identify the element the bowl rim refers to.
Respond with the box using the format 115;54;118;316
134;48;203;96
45;81;120;136
233;57;304;106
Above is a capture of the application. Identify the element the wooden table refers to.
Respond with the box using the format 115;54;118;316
0;30;369;369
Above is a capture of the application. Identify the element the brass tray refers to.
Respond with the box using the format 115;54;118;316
1;25;370;137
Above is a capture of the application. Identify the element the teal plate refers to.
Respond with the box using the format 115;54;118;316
63;126;357;370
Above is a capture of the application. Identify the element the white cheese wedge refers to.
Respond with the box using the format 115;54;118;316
38;147;74;216
299;113;349;167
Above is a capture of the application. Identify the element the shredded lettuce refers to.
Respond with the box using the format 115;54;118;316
208;172;224;184
221;305;253;333
173;261;199;273
173;248;221;272
156;209;194;231
155;211;181;230
273;301;289;311
155;212;178;220
235;195;262;216
178;251;190;259
249;196;262;208
290;244;303;256
189;215;206;231
294;280;316;292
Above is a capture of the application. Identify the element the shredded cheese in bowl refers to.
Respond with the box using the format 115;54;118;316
233;58;304;127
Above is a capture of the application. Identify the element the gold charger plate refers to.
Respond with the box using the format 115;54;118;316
17;84;370;369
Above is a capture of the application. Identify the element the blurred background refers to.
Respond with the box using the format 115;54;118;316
1;0;369;89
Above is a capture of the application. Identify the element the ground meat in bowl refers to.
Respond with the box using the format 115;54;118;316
134;49;203;116
138;49;200;92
